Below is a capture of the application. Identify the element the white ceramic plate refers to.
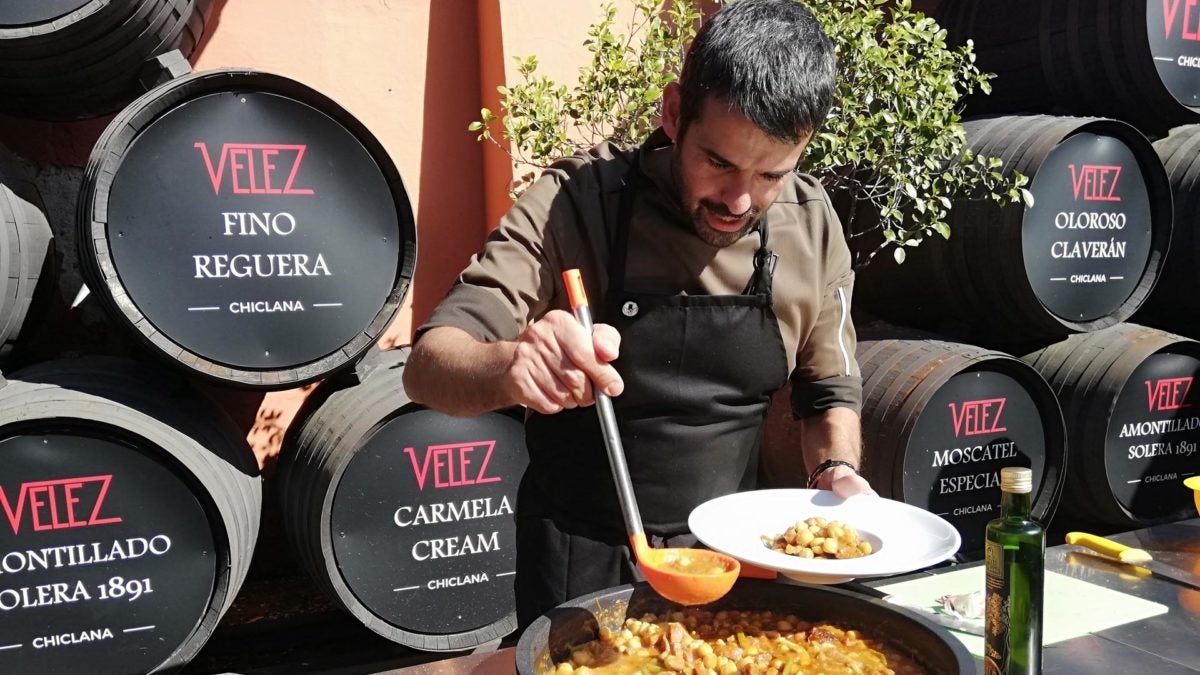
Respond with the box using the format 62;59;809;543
688;489;961;584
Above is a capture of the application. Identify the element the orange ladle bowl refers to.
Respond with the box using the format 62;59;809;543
564;269;740;606
631;533;740;605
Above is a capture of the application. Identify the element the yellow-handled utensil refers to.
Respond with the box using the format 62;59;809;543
1066;531;1200;591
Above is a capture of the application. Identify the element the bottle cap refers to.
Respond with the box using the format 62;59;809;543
1000;467;1033;494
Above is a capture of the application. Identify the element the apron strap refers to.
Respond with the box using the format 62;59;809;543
742;221;778;298
606;153;640;317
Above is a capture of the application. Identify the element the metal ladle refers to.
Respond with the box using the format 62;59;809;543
563;269;740;605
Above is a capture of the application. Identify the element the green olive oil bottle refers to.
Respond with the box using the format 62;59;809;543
984;467;1044;675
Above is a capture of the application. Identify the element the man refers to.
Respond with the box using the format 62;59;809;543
403;0;874;627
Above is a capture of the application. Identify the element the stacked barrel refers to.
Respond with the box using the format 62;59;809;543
775;0;1200;548
0;358;260;674
0;0;214;120
0;148;51;359
277;348;528;651
0;4;529;669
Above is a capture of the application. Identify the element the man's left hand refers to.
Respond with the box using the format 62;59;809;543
816;465;877;498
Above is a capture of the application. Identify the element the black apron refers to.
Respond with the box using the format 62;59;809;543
514;156;790;628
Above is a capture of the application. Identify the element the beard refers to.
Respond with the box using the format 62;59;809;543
688;200;760;247
673;153;762;247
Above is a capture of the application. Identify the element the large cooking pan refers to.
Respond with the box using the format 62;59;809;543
516;580;974;674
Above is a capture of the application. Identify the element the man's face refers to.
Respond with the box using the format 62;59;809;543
662;85;812;247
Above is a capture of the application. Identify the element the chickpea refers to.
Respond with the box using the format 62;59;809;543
768;518;872;559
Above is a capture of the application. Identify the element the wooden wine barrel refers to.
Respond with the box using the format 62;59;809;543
0;157;52;360
0;357;260;674
277;347;528;652
0;0;214;120
763;335;1066;557
1136;125;1200;336
855;115;1171;345
1023;323;1200;529
937;0;1200;136
78;69;417;389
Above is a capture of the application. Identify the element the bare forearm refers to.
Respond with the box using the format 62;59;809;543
801;407;874;496
800;406;862;469
403;326;518;417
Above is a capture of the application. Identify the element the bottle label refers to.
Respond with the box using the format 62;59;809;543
984;539;1009;674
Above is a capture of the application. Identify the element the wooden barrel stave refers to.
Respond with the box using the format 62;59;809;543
0;0;214;119
0;159;53;362
1136;125;1200;334
0;1;138;58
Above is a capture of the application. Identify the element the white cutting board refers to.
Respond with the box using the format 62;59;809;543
874;567;1168;657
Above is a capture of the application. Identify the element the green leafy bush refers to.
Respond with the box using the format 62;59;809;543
472;0;1030;267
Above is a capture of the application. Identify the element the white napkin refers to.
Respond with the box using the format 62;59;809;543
883;590;986;635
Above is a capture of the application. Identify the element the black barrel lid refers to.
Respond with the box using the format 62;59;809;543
79;69;417;389
1147;2;1200;111
901;360;1063;555
0;427;219;674
1104;344;1200;520
324;406;527;650
1020;121;1166;325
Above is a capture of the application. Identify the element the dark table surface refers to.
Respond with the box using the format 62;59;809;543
378;518;1200;675
858;518;1200;674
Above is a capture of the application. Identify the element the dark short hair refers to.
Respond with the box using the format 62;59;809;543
677;0;836;143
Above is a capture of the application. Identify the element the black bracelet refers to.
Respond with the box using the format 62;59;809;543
807;459;859;489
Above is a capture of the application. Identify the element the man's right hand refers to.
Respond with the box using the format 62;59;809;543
503;310;624;415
